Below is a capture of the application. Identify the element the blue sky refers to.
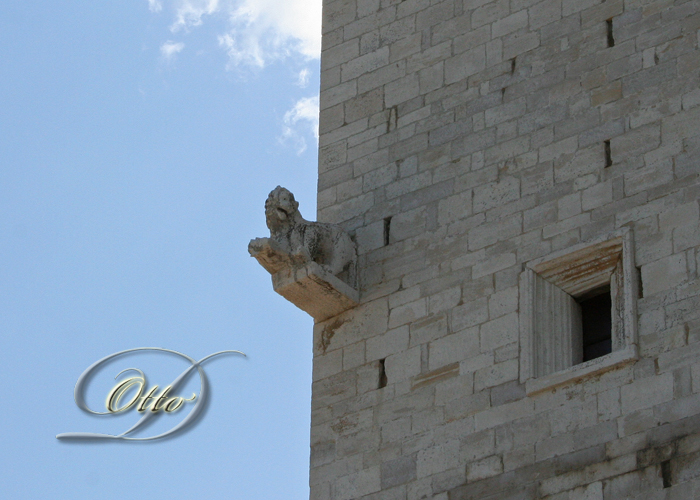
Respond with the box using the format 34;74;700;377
1;1;322;498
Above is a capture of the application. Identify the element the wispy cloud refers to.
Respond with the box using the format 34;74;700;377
160;41;185;61
170;0;220;33
148;0;322;153
218;0;321;68
281;95;319;154
148;0;163;13
296;68;310;88
150;0;321;67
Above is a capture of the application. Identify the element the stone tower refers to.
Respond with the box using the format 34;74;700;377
309;0;700;498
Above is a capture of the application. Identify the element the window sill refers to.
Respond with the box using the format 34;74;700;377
525;345;638;396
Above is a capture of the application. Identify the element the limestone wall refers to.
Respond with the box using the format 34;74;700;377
311;0;700;498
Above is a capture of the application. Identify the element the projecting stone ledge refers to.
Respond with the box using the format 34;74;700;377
270;262;359;322
248;186;359;322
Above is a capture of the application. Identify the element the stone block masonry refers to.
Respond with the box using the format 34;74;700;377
311;0;700;498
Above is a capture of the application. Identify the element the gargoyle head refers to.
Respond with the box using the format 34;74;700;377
265;186;301;231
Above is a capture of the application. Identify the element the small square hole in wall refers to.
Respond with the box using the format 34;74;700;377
520;228;639;391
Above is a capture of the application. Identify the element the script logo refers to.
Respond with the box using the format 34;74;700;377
56;347;245;442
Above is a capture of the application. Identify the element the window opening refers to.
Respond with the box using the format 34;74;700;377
578;286;613;362
606;19;615;47
378;359;388;388
604;140;612;167
521;229;639;388
661;460;672;488
636;266;643;298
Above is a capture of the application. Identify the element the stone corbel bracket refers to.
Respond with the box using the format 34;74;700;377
270;260;359;322
248;187;359;322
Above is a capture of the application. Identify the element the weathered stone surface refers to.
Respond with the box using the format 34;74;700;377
307;0;700;497
271;262;360;322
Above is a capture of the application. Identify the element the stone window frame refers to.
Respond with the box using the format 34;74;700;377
519;228;639;395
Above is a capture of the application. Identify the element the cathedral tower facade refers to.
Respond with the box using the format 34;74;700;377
310;0;700;498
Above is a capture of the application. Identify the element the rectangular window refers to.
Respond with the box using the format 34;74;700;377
520;228;639;394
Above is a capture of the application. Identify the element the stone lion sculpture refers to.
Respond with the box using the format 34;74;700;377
248;186;357;285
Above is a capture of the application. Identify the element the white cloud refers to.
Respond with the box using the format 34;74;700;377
148;0;163;13
296;68;310;88
149;0;322;154
151;0;322;68
160;41;185;61
281;95;319;154
170;0;220;33
219;0;322;68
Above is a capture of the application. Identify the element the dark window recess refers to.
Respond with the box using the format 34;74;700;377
384;216;392;246
387;106;398;132
661;460;673;488
607;19;615;47
378;359;388;389
578;287;613;362
637;266;644;298
604;140;612;167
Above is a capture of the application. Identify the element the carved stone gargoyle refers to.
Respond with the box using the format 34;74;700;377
248;186;359;321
